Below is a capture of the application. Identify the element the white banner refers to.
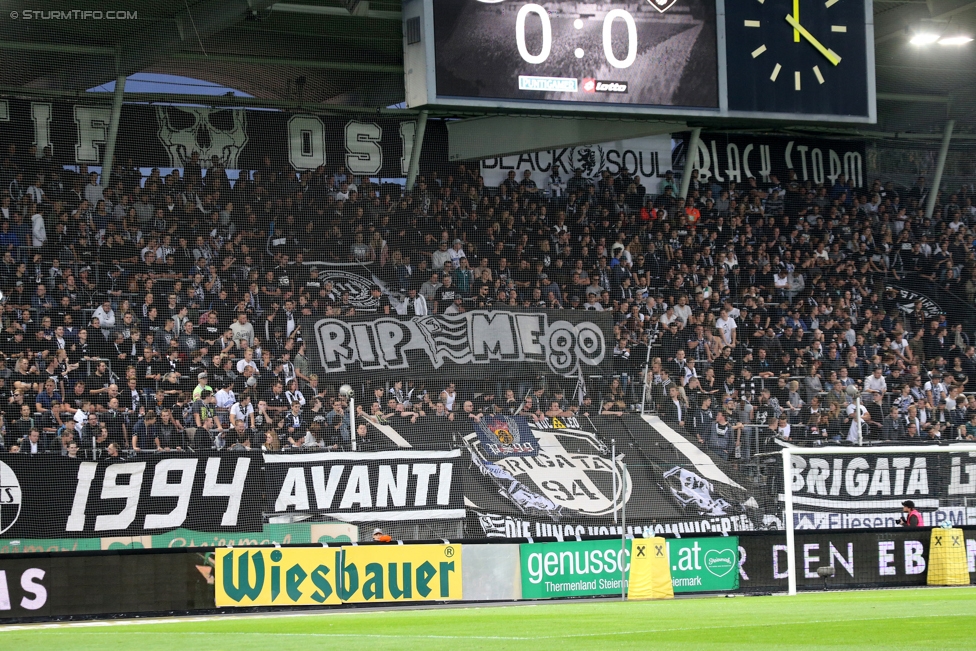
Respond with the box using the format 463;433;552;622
480;135;673;192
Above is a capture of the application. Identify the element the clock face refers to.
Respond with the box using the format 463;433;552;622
725;0;869;116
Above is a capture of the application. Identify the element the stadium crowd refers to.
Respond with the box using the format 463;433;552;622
1;139;976;459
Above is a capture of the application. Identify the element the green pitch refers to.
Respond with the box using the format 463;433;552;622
2;587;973;650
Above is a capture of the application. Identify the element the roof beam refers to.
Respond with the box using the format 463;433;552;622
0;41;114;56
173;52;401;73
877;92;951;102
28;0;279;91
271;2;400;20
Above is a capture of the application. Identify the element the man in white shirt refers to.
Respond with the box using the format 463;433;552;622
236;348;259;374
31;211;47;249
716;309;737;347
847;401;869;443
396;288;428;316
215;381;237;410
673;295;692;327
230;312;255;349
924;372;947;407
91;300;116;339
229;394;254;429
864;367;887;396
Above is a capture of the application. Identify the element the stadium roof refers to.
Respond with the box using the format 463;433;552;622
0;0;974;136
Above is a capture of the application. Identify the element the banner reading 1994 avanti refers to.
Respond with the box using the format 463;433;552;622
214;544;462;607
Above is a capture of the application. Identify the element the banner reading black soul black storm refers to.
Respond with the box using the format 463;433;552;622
0;453;263;539
264;450;465;523
0;97;447;174
687;133;866;188
307;309;613;380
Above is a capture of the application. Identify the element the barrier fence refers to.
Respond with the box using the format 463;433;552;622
1;527;972;622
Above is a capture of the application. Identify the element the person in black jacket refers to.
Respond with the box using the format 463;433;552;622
660;385;689;437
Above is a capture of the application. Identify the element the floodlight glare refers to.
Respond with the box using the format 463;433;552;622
938;35;974;45
909;32;940;45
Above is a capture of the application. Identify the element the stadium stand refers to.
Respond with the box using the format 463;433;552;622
1;138;975;462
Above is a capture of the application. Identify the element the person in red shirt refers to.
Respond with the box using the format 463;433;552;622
372;528;393;543
900;500;923;527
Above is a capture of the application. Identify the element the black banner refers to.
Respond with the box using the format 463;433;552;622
0;97;447;174
737;528;976;592
461;415;764;540
0;453;263;539
687;133;866;188
782;449;976;531
264;449;464;523
307;309;614;380
0;549;215;621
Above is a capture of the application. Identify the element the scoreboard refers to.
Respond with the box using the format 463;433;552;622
403;0;875;123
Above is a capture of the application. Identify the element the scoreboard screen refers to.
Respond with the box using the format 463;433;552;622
403;0;876;123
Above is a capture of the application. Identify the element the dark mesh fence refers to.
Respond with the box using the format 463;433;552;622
0;97;975;551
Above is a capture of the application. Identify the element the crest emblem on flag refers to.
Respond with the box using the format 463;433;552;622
476;415;539;458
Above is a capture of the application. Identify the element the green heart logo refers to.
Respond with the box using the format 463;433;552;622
703;549;736;577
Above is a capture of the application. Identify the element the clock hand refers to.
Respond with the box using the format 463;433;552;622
784;14;842;65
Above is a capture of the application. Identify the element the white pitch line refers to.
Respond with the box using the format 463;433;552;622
3;611;970;638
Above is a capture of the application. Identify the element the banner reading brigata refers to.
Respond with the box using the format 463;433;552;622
782;449;976;530
0;453;263;539
215;544;462;607
309;310;612;380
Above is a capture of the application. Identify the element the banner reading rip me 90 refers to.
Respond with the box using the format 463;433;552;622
215;545;462;607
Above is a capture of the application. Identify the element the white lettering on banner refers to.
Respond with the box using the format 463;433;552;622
287;115;327;170
829;543;854;576
904;540;926;575
400;120;417;177
314;311;605;377
65;457;251;532
693;138;864;187
143;458;197;530
790;456;930;500
31;103;53;156
73;105;111;163
949;456;976;494
803;543;820;578
96;462;147;531
345;120;383;175
479;135;673;191
0;569;47;611
268;453;459;521
878;541;896;576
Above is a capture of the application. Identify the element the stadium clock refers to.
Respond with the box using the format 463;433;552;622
724;0;873;117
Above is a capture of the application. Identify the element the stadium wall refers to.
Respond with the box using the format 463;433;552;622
1;528;972;622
